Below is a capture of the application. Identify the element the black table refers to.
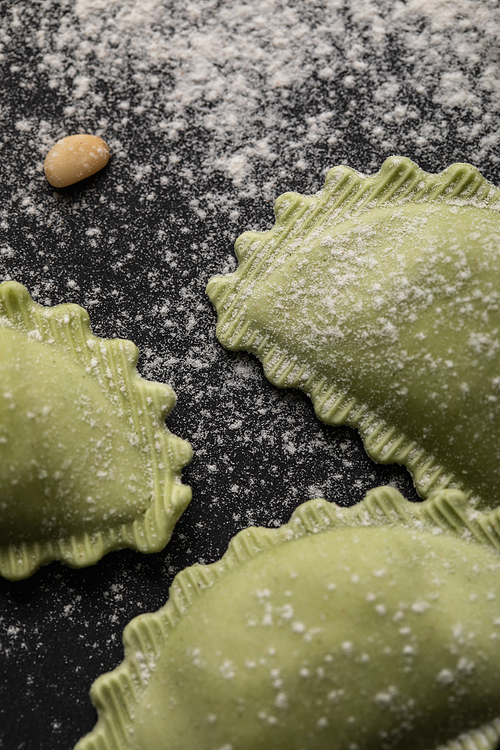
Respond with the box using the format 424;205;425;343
1;2;499;748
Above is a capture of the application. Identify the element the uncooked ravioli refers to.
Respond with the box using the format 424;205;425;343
207;156;500;510
76;486;500;750
0;281;192;579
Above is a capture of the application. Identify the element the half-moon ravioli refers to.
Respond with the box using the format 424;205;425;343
0;281;192;579
76;486;500;750
207;157;500;510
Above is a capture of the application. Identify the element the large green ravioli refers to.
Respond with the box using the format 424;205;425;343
76;487;500;750
207;157;500;510
0;281;192;579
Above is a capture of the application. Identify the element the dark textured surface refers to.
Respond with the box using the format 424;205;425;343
1;2;500;748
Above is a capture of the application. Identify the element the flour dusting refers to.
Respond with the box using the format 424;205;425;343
1;2;500;749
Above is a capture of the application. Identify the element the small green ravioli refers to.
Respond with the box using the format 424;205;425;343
0;281;192;579
207;157;500;510
76;486;500;750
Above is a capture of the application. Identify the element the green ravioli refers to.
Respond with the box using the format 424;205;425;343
207;157;500;510
0;281;192;579
76;487;500;750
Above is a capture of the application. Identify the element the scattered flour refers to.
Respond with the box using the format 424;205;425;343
1;2;500;750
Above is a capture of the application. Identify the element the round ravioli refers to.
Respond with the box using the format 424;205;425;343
76;487;500;750
207;157;500;511
0;281;192;579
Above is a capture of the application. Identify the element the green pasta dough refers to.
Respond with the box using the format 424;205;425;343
0;281;192;579
76;487;500;750
207;157;500;510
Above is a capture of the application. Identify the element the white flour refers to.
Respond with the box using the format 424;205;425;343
1;2;500;749
2;0;500;204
